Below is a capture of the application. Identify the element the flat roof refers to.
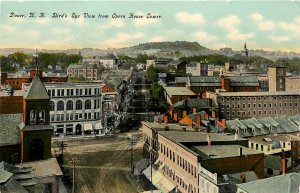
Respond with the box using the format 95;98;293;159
192;145;261;159
0;89;26;97
164;87;196;97
143;122;194;131
217;91;300;97
247;134;291;145
158;131;246;143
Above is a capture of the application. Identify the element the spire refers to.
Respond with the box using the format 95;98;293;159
244;42;249;57
24;76;49;100
33;49;39;75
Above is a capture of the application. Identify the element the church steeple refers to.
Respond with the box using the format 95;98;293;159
24;76;49;101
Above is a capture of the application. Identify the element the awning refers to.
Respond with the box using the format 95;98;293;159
94;122;103;130
143;166;176;193
84;123;93;131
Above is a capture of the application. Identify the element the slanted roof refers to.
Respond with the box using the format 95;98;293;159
67;64;83;69
0;170;13;184
168;60;186;67
237;173;300;193
227;76;259;87
173;98;217;109
175;77;188;84
0;114;22;146
226;171;259;184
189;76;221;86
164;87;196;97
20;158;63;177
23;76;49;100
273;116;299;133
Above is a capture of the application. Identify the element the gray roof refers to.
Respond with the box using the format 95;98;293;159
20;158;63;177
189;76;221;87
227;76;259;87
0;178;28;193
24;76;50;100
265;155;291;171
142;122;194;132
175;77;188;83
217;91;300;97
0;114;22;146
227;171;259;184
67;64;83;69
237;173;300;193
191;145;261;159
158;131;246;143
173;98;217;109
21;125;54;131
0;170;13;184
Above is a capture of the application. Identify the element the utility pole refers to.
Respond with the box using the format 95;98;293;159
56;141;68;167
130;138;133;173
70;156;79;193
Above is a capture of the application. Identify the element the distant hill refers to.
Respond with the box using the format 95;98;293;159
2;41;300;60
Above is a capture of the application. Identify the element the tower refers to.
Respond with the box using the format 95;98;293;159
243;42;249;65
268;66;286;92
20;76;53;162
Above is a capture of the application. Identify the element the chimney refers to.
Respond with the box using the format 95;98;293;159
207;135;211;146
183;111;187;118
193;107;197;114
212;111;216;118
204;113;209;121
221;119;226;128
196;115;201;126
282;158;286;175
183;127;186;132
173;112;178;122
238;147;243;156
235;133;238;140
240;174;246;183
164;115;168;126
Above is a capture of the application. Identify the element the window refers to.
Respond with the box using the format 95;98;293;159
50;101;55;111
85;100;92;109
30;110;36;124
38;110;45;123
66;100;73;110
76;100;82;110
57;101;64;111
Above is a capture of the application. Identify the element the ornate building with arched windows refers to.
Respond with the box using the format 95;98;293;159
23;82;103;136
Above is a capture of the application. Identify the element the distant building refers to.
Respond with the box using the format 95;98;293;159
67;64;98;80
186;62;208;76
257;75;269;91
221;76;260;92
0;69;67;90
285;76;300;91
164;87;196;106
208;91;300;120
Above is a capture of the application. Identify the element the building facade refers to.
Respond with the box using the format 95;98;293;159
285;76;300;92
67;64;98;80
186;62;208;76
268;66;286;92
23;82;103;136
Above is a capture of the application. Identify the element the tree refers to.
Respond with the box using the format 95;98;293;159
146;64;158;82
136;53;149;63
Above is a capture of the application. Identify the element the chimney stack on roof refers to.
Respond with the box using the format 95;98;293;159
239;147;243;156
207;135;211;146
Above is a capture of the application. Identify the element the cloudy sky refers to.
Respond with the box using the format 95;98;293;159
1;0;300;52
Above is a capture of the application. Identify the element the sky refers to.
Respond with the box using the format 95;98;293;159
1;0;300;52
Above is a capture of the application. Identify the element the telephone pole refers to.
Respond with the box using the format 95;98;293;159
70;156;79;193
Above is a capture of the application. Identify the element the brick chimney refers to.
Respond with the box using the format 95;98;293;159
204;113;209;121
173;112;178;122
193;107;197;114
282;158;286;175
183;111;187;118
196;114;201;126
240;174;246;183
221;119;226;128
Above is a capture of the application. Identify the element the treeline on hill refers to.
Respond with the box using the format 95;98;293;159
180;54;300;74
0;52;82;72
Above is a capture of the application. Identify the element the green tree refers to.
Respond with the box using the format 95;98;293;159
146;64;158;82
136;53;149;63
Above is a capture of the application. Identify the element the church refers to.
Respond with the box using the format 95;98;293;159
0;75;53;163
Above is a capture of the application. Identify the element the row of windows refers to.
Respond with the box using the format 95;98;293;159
250;142;289;152
47;87;100;97
159;143;197;178
50;99;100;111
222;95;299;102
222;102;298;109
50;112;100;122
223;109;298;117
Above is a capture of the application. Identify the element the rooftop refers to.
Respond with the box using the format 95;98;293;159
164;87;196;97
24;76;49;100
142;122;194;132
237;173;300;193
0;114;22;146
158;131;246;143
217;91;300;97
192;145;261;159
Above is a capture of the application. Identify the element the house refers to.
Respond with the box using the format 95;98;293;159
186;62;208;76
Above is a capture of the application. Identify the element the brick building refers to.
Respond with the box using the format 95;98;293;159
141;123;264;193
0;69;67;90
67;64;98;80
209;91;299;120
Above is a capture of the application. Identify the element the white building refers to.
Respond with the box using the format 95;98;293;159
23;82;104;136
186;62;208;76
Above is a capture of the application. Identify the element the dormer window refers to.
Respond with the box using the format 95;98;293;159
38;110;45;123
30;110;36;124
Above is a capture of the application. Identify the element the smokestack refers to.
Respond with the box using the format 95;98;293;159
282;158;286;175
221;119;226;128
239;147;243;156
207;135;211;146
